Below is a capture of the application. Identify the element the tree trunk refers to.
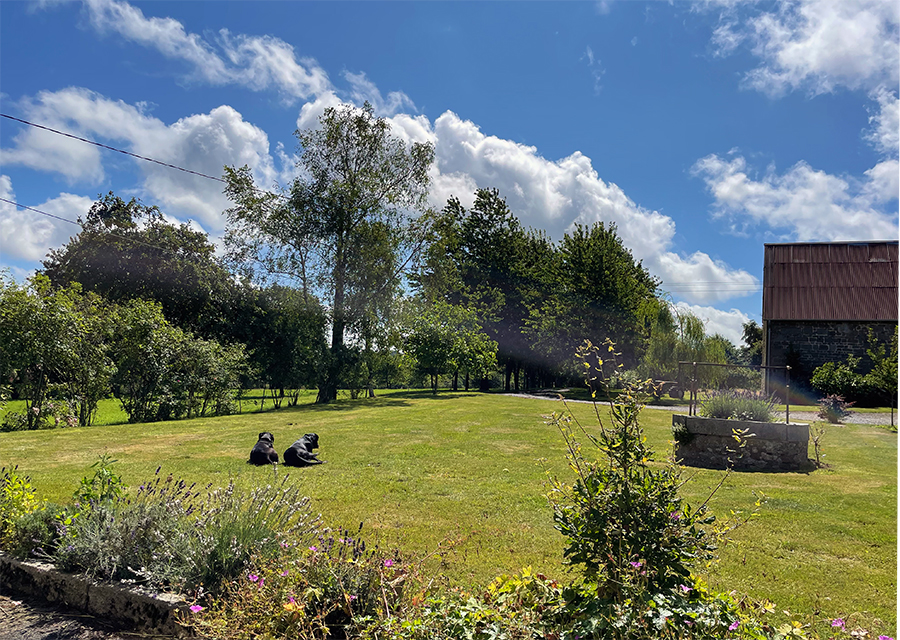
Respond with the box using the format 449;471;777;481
317;252;346;404
464;372;470;391
452;371;458;391
505;360;512;392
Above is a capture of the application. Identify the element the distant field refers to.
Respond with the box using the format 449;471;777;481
0;390;895;635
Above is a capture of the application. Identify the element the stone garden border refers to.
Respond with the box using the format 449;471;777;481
672;414;810;471
0;551;189;636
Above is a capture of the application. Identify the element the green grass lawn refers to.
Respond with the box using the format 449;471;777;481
1;390;895;635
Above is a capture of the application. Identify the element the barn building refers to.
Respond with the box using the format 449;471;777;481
761;241;899;395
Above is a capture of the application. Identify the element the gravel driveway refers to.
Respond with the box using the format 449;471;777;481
503;393;896;427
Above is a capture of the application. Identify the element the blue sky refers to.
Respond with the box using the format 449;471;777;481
1;0;897;344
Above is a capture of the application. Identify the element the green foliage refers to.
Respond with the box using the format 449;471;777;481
6;502;66;559
111;298;248;423
0;399;78;432
0;274;112;428
526;222;660;371
639;306;731;388
189;528;406;639
365;569;765;640
699;390;776;422
0;466;41;548
546;341;717;597
741;321;763;367
241;285;326;400
863;327;898;408
225;101;434;403
42;192;239;339
404;300;498;393
816;394;854;424
810;357;866;400
415;189;661;390
73;454;126;506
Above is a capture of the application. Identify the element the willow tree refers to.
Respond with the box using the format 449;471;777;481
224;102;434;403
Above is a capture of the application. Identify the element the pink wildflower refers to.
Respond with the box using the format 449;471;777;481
729;621;740;631
190;605;204;613
249;574;259;582
384;559;395;568
832;619;845;629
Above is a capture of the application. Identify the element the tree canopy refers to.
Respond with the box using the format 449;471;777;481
224;102;434;403
42;192;236;338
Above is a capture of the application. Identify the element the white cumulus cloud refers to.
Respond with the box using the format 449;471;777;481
692;153;899;241
0;175;93;262
80;0;331;101
673;301;751;346
1;88;278;231
424;111;756;303
709;0;900;97
865;85;900;157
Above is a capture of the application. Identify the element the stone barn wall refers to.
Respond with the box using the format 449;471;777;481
763;320;897;390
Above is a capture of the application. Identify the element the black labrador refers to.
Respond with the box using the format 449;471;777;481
283;433;325;467
248;431;279;465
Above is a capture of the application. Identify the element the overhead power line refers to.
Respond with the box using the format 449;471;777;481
2;114;765;295
1;113;227;184
0;197;211;259
0;197;81;227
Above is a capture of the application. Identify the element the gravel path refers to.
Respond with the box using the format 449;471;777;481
502;393;896;426
0;594;135;640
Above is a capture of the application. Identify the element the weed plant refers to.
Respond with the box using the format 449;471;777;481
816;394;854;424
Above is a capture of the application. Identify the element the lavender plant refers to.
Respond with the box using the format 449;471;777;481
699;390;776;423
53;466;319;594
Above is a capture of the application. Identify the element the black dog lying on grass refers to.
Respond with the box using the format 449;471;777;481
248;431;279;465
283;433;325;467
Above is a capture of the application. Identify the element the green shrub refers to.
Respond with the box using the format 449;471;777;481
7;503;67;559
0;411;29;432
0;400;78;432
546;341;717;597
811;358;865;398
699;390;775;422
363;570;769;640
0;466;41;548
73;453;127;506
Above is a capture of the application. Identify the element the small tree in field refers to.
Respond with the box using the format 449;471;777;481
405;301;497;394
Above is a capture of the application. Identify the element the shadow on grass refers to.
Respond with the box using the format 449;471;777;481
679;459;820;475
267;389;483;414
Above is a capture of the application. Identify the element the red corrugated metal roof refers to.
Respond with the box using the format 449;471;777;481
763;241;899;321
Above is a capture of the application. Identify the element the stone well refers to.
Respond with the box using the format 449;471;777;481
672;414;809;471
